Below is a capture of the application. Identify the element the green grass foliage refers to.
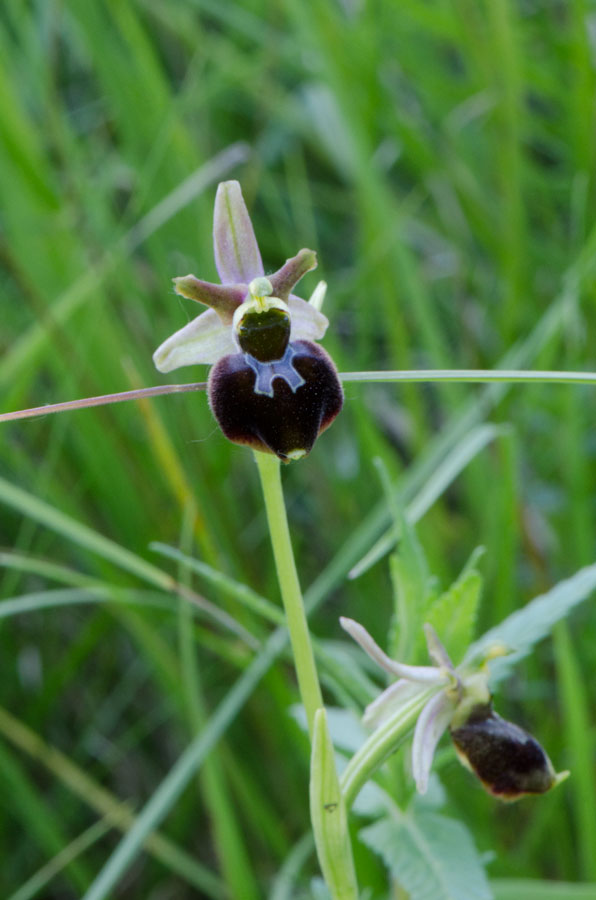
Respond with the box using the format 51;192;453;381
1;1;596;896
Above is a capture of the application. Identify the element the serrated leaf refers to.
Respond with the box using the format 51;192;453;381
425;568;483;666
463;563;596;685
391;520;430;612
372;459;431;635
389;517;434;661
359;808;492;900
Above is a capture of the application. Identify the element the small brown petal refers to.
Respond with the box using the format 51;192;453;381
173;275;246;324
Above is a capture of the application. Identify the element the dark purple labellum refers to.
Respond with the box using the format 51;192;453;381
236;308;291;362
450;704;556;801
208;340;343;461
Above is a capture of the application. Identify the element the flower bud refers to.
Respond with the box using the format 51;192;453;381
450;703;561;801
208;340;343;461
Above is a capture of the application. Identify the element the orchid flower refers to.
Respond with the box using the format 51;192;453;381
153;181;343;461
341;617;568;801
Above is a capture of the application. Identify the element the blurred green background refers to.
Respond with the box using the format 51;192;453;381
1;1;595;897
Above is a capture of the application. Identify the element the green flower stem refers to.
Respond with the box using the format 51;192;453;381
340;368;596;385
340;688;437;811
254;451;323;738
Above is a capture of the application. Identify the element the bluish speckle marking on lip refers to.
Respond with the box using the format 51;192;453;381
244;344;306;397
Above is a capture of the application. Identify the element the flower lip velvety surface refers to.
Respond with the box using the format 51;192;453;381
209;340;343;461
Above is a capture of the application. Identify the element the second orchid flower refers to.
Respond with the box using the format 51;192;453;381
341;617;567;802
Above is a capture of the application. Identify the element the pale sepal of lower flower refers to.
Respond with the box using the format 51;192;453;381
340;616;567;802
340;616;464;796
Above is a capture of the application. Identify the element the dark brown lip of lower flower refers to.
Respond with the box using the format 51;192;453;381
450;708;556;800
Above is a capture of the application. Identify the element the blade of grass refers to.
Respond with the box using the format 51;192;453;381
0;741;91;893
485;0;526;339
340;369;596;385
269;832;314;900
151;542;284;626
553;622;596;880
78;623;289;900
0;587;175;618
176;507;260;900
0;706;225;898
349;423;504;578
0;474;258;647
0;383;207;424
0;143;249;394
491;880;596;900
0;551;101;588
7;815;114;900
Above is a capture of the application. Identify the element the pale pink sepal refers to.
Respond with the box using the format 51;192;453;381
289;296;329;342
213;181;264;284
363;679;429;729
153;308;237;372
339;617;447;684
411;691;455;794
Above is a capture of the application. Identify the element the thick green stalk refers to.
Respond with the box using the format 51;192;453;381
254;451;323;738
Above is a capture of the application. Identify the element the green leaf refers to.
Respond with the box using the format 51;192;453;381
359;808;491;900
78;631;285;900
391;521;430;610
150;542;284;626
463;563;596;684
310;709;359;900
0;475;255;645
349;425;504;579
7;817;112;900
388;514;432;661
491;880;596;899
425;555;484;665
